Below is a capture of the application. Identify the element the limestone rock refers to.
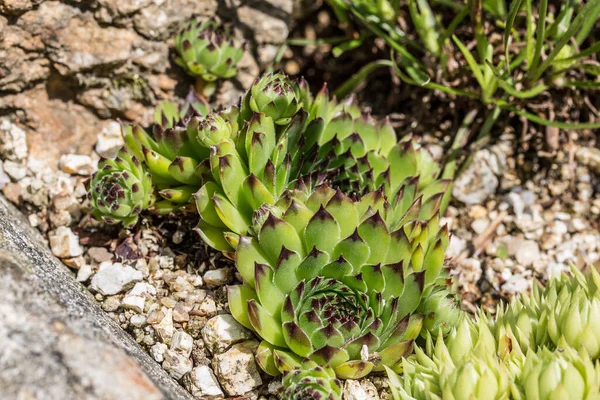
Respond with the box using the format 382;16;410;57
212;341;262;396
183;365;224;399
49;226;84;258
90;262;143;295
202;314;253;354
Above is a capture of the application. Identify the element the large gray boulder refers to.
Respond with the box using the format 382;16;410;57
0;195;193;400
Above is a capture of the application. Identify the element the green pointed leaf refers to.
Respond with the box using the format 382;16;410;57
332;230;370;273
358;211;390;264
296;247;330;281
325;190;359;238
274;248;302;294
255;341;281;376
283;321;313;357
303;206;341;255
236;236;269;286
227;285;258;330
248;299;286;347
258;213;304;263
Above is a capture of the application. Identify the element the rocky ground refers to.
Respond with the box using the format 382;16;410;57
1;1;600;399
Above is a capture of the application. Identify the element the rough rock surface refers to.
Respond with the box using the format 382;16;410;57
0;195;193;400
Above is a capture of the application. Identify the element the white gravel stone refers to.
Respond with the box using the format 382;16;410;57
59;154;95;175
0;161;10;189
163;350;193;380
212;341;262;396
202;269;230;287
171;330;194;357
183;365;224;398
343;379;380;400
515;240;541;267
150;342;168;363
130;314;147;327
202;314;253;354
89;262;143;295
121;295;145;313
0;119;28;161
3;160;27;181
49;226;84;258
76;264;93;282
128;282;157;296
155;308;174;344
95;121;124;158
502;274;530;294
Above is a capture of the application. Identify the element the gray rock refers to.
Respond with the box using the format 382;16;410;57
133;0;218;41
90;262;143;295
0;195;193;399
202;314;253;354
212;340;262;396
183;365;224;399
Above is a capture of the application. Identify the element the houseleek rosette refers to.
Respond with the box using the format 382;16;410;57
279;358;342;400
227;184;458;381
241;72;302;125
388;267;600;400
493;265;600;359
88;147;154;228
513;347;600;400
175;17;245;95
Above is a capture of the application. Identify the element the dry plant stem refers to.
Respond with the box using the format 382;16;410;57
194;77;216;99
453;210;508;264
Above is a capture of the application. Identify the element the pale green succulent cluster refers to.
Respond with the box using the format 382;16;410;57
388;265;600;400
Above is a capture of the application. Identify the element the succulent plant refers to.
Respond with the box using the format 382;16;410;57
153;91;209;130
387;317;512;400
88;147;154;227
278;357;342;400
227;183;457;381
388;267;600;400
493;265;600;360
175;17;245;82
513;347;600;400
241;72;302;125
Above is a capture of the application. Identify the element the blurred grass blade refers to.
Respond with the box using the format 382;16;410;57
453;35;486;90
504;0;524;71
576;0;600;45
529;0;600;82
390;50;479;98
529;0;548;72
546;1;575;39
332;36;367;58
442;109;478;180
408;0;441;56
525;0;534;68
559;42;600;62
485;60;547;99
494;102;600;129
441;5;469;48
333;59;395;99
